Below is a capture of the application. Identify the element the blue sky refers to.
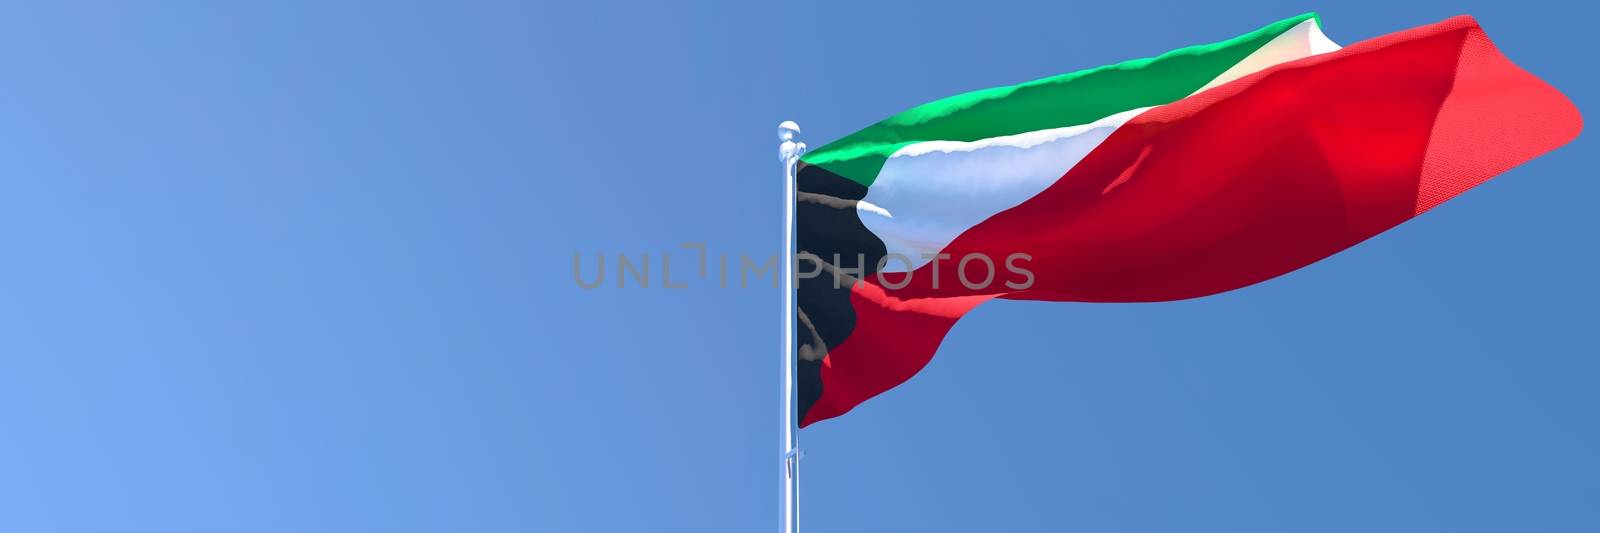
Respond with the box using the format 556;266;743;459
0;1;1595;531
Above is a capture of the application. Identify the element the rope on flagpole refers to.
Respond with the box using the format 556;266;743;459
778;121;805;533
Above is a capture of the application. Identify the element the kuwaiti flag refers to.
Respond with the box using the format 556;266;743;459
795;13;1581;427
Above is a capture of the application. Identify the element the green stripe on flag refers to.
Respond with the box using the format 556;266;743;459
802;12;1321;186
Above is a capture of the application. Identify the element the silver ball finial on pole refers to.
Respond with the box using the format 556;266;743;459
779;121;806;165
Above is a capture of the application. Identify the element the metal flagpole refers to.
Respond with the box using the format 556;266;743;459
778;121;804;533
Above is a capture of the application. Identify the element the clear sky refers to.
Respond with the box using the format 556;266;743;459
0;1;1594;532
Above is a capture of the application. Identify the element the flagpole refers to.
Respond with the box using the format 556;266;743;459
778;121;804;533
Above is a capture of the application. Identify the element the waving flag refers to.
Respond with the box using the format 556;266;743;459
795;14;1581;427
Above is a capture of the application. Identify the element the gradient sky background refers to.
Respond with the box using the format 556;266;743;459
0;1;1595;531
